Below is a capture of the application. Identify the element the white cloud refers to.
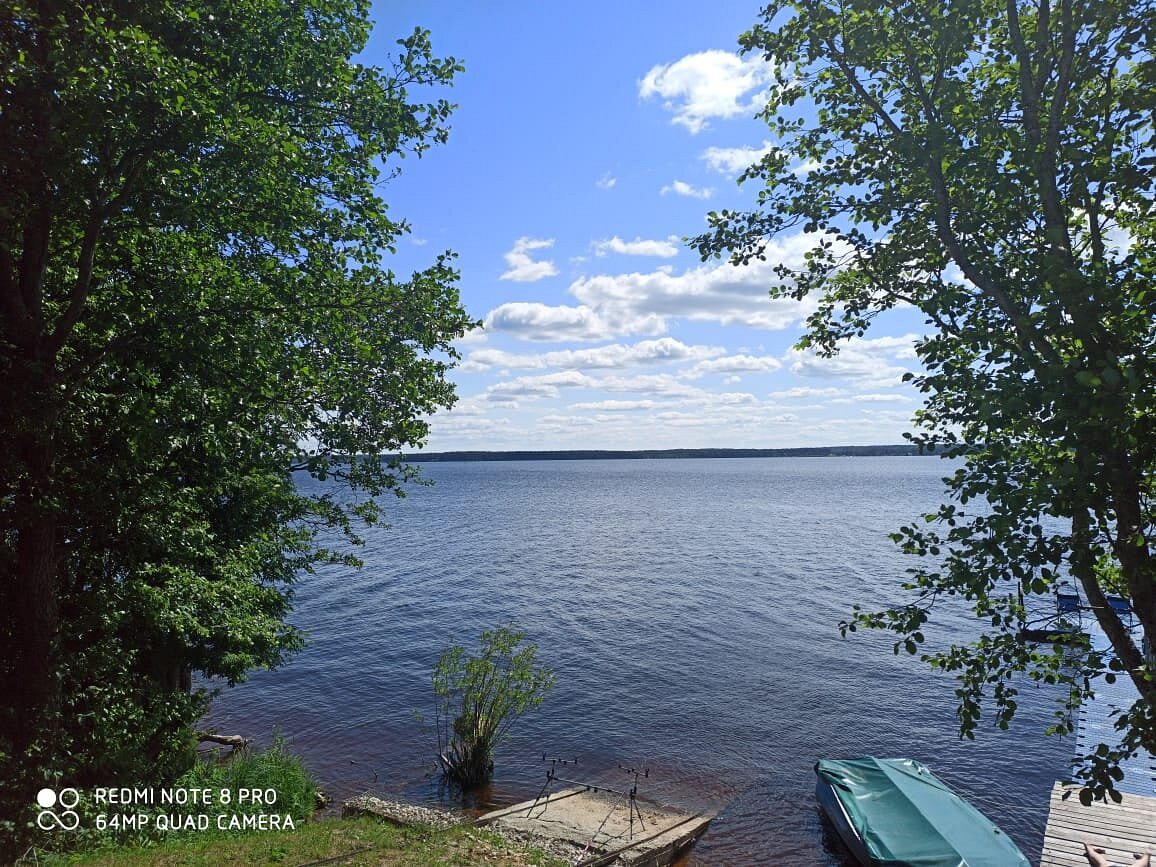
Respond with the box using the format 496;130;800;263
462;338;725;372
787;334;922;387
594;235;680;258
701;141;778;176
831;392;915;404
791;158;822;176
568;235;829;333
484;232;839;341
482;370;598;403
683;354;783;379
536;413;599;429
596;172;617;190
590;372;703;399
452;328;489;352
569;399;659;412
640;49;777;134
661;179;714;199
484;301;665;342
500;237;560;282
769;386;844;400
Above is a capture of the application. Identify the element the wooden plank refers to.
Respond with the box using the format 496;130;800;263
1042;781;1156;867
1048;813;1156;836
1042;844;1136;867
1047;802;1156;830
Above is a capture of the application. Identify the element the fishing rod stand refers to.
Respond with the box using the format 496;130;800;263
524;755;650;838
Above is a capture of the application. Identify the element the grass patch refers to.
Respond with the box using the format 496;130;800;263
19;736;320;858
179;735;317;822
38;816;569;866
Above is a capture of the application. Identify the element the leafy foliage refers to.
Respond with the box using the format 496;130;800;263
180;735;318;824
0;0;474;842
433;627;556;789
22;736;318;857
695;0;1156;799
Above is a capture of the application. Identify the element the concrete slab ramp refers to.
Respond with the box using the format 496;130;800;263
477;786;715;866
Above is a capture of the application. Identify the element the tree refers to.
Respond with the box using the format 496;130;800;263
0;0;473;833
433;626;555;789
694;0;1155;799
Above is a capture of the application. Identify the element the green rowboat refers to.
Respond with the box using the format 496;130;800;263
815;757;1030;867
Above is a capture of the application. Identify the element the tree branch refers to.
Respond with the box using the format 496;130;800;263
826;26;1064;368
1006;0;1074;261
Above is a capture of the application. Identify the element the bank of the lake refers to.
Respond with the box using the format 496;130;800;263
205;457;1072;865
48;815;570;866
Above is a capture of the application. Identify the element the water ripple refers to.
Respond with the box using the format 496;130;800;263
206;458;1069;864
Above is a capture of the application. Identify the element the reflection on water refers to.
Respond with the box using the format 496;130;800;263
206;457;1069;864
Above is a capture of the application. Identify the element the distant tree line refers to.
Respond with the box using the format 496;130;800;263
400;444;936;462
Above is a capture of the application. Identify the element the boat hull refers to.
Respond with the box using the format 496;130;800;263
814;757;1030;867
815;773;872;866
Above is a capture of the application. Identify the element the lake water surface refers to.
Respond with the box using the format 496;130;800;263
206;457;1072;864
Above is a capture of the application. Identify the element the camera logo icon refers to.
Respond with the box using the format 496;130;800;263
36;788;80;831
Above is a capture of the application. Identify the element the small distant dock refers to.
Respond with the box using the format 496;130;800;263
1040;594;1156;866
477;786;714;866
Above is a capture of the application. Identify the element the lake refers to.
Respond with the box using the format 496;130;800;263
205;456;1072;864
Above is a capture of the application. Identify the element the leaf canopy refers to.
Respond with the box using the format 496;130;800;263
695;0;1156;799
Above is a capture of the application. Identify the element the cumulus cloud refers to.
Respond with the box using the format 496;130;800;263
591;372;703;399
594;235;680;258
570;399;659;412
477;370;731;411
536;413;598;428
568;235;828;332
769;386;844;400
500;237;560;282
791;158;822;176
701;141;778;176
484;232;838;342
660;179;714;199
596;172;617;190
640;49;777;134
462;338;725;372
484;301;665;342
427;412;516;441
682;354;783;379
787;334;922;387
830;392;915;404
482;370;598;403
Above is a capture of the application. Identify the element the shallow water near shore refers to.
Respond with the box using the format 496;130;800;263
206;456;1071;865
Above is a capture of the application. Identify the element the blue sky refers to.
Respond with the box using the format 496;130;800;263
366;1;927;452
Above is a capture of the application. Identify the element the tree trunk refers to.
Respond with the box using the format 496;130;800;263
4;431;62;758
1;340;64;761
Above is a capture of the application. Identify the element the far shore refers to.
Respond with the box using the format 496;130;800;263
401;444;946;462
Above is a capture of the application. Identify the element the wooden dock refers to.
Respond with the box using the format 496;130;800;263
1041;594;1155;866
1040;781;1155;866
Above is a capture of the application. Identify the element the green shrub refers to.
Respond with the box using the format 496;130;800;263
433;626;555;789
179;734;318;822
17;737;318;861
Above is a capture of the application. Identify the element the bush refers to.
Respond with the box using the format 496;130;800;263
433;626;555;789
180;735;318;822
14;736;318;861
